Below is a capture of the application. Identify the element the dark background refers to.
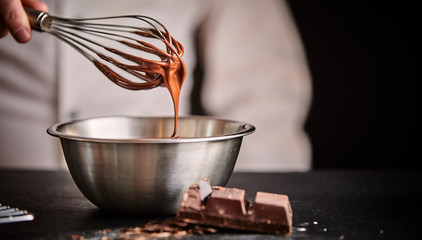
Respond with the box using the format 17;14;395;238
286;1;420;169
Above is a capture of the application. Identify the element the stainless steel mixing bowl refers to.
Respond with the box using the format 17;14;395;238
47;116;255;215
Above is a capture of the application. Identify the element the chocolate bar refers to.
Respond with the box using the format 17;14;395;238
176;179;292;235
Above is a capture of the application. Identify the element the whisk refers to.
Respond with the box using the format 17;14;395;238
25;8;187;137
24;7;186;91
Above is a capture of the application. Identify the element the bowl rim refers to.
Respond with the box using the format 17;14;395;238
46;115;255;143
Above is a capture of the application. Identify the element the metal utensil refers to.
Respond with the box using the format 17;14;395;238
24;7;184;90
47;116;255;215
0;204;34;224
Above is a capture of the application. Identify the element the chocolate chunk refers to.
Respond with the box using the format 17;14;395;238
205;186;247;216
176;181;292;235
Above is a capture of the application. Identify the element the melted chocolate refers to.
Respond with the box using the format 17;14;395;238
93;27;186;138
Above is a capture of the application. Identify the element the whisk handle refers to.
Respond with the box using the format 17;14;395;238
24;7;50;31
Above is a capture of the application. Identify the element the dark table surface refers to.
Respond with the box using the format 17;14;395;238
0;169;420;240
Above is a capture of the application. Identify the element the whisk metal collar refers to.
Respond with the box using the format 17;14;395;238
24;7;51;31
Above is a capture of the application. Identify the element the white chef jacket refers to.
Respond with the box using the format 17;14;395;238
0;0;312;171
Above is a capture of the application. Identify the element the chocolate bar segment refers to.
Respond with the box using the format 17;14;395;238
252;192;293;233
176;181;292;235
205;186;247;216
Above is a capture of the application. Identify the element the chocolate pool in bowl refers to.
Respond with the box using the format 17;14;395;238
47;116;255;215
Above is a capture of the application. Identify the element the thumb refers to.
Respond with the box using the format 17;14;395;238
0;0;31;43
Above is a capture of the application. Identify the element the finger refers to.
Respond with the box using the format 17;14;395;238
0;0;31;43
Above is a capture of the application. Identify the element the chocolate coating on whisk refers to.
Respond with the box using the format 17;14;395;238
93;29;186;91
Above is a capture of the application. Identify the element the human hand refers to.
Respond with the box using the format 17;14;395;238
0;0;48;43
